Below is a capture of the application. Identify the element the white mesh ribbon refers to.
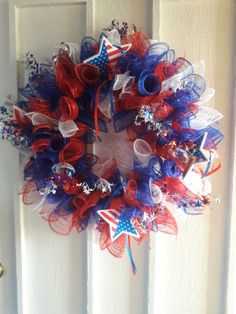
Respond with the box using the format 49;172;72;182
52;162;75;175
113;71;135;97
201;178;212;196
102;29;121;46
183;171;212;196
161;73;183;93
192;60;205;77
133;139;152;166
58;120;79;138
180;60;205;79
93;148;114;178
25;112;59;128
189;106;223;130
113;71;130;90
98;95;112;119
197;87;215;105
152;158;163;175
161;60;205;93
121;76;135;95
149;179;163;204
61;42;80;64
114;141;135;176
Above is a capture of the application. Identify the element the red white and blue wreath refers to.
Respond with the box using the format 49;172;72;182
0;20;223;273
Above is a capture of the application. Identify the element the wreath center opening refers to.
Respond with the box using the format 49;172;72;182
93;120;134;179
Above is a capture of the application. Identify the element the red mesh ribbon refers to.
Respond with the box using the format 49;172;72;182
32;124;54;132
153;205;178;235
62;178;82;195
74;122;89;138
116;89;173;114
75;63;99;85
13;106;31;125
29;97;52;116
49;212;74;236
150;101;174;121
98;222;126;258
44;190;110;235
31;138;51;153
154;62;175;81
72;191;103;219
122;31;150;56
22;179;42;205
163;177;196;202
55;54;85;99
123;179;141;207
59;139;85;164
59;96;79;121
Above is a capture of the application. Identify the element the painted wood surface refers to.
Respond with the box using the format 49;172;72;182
154;1;235;314
0;0;235;313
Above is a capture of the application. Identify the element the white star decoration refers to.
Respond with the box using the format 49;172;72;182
183;132;210;177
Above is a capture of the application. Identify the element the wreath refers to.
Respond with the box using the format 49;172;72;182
0;20;223;273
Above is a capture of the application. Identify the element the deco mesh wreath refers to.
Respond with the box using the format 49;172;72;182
0;20;223;273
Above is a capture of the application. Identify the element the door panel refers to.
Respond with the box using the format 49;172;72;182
0;142;18;314
155;2;234;314
0;1;19;313
5;1;154;314
15;3;87;58
10;2;89;314
0;0;234;314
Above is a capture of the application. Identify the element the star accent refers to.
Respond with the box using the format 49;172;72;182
178;200;190;212
97;208;122;242
142;212;149;222
97;208;140;242
83;36;132;71
114;210;140;240
183;132;209;177
176;149;184;158
195;200;203;208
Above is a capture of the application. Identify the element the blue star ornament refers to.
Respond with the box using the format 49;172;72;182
195;200;203;208
83;36;132;71
113;210;140;241
183;132;210;177
97;208;140;242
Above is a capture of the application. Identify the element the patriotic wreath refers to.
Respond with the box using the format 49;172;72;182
0;21;223;273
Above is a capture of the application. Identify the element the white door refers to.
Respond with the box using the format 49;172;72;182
0;1;235;314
